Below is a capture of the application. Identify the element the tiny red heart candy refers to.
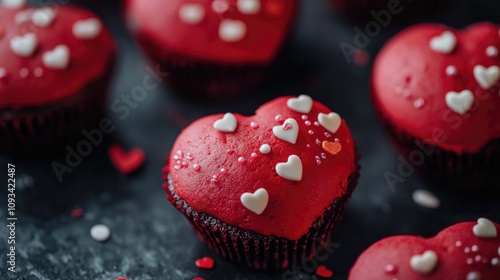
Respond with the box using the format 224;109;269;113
108;145;145;175
316;265;333;278
194;256;214;270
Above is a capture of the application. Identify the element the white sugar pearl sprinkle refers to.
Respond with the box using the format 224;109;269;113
90;224;111;242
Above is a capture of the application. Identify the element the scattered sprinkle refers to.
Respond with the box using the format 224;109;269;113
71;208;84;218
413;98;426;109
384;264;398;275
90;224;111;242
446;65;457;76
412;189;440;209
486;46;498;57
315;265;333;278
467;271;481;280
108;145;146;175
195;256;215;270
259;144;271;154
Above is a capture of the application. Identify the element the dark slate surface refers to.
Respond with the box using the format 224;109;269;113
1;0;500;279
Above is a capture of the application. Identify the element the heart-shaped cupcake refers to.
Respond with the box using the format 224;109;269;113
124;0;298;98
0;2;115;151
349;218;500;280
371;23;500;190
164;95;358;269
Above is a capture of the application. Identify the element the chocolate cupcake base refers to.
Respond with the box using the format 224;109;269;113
382;119;500;192
0;63;114;154
164;169;359;270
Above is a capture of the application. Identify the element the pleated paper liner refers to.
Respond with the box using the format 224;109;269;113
0;63;115;154
382;118;500;192
164;166;359;270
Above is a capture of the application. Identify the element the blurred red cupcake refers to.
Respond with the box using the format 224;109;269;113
0;2;116;152
124;0;298;99
372;23;500;191
163;95;359;269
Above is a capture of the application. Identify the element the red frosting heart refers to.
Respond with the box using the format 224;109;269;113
372;23;500;153
167;96;357;240
316;265;334;278
108;145;145;175
124;0;297;63
349;219;500;280
0;3;115;109
194;256;215;270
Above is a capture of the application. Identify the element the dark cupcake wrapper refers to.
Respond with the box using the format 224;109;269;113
0;62;115;154
164;165;360;270
381;116;500;191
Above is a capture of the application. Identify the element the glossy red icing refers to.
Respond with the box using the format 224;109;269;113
349;220;500;280
124;0;297;63
167;96;357;240
0;4;115;109
372;23;500;153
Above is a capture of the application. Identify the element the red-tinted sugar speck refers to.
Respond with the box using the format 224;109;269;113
413;98;425;109
174;165;180;170
238;157;246;163
467;258;474;265
187;153;194;160
402;89;411;98
384;264;398;275
306;144;311;149
456;241;462;247
227;149;235;155
193;164;201;171
465;247;471;253
71;208;83;218
176;150;183;156
220;168;227;174
212;0;229;13
251;152;258;158
394;86;403;95
475;255;482;262
283;122;293;130
305;120;311;126
315;156;322;165
250;121;259;129
314;121;320;127
324;132;332;138
308;130;314;135
275;115;284;123
353;49;370;66
181;162;188;168
335;138;340;142
211;175;218;183
302;115;308;120
315;139;321;145
321;153;327;159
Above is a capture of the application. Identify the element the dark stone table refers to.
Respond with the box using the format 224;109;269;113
1;0;499;279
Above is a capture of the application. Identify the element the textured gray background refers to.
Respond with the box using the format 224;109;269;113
1;0;500;279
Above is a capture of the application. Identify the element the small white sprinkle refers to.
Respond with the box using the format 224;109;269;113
34;67;43;77
237;0;261;14
0;67;7;78
471;245;479;252
15;10;31;24
413;98;425;109
412;189;440;209
492;258;499;266
212;0;230;13
32;8;56;27
467;271;481;280
455;241;462;247
498;246;500;256
90;224;110;242
178;4;205;25
486;46;498;57
465;247;471;253
19;68;28;78
219;19;246;42
446;65;457;76
259;144;271;154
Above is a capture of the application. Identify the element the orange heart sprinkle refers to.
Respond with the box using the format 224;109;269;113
322;141;342;156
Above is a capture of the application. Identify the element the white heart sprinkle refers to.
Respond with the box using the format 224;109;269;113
178;3;205;25
90;224;111;242
318;112;341;133
219;19;246;42
446;65;457;76
15;10;31;24
42;45;70;70
473;218;497;239
445;90;474;115
273;118;299;144
237;0;261;14
412;189;440;209
429;31;456;54
213;113;237;132
32;8;56;27
276;155;303;181
287;94;313;114
240;188;268;215
410;250;438;274
486;46;498;57
473;65;500;90
466;272;481;280
259;144;271;154
212;0;229;13
73;18;102;39
2;0;26;8
10;33;37;57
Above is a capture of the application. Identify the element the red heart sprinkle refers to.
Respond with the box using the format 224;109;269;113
316;265;333;278
193;278;204;280
71;208;83;218
195;256;215;270
108;145;145;175
114;278;128;280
